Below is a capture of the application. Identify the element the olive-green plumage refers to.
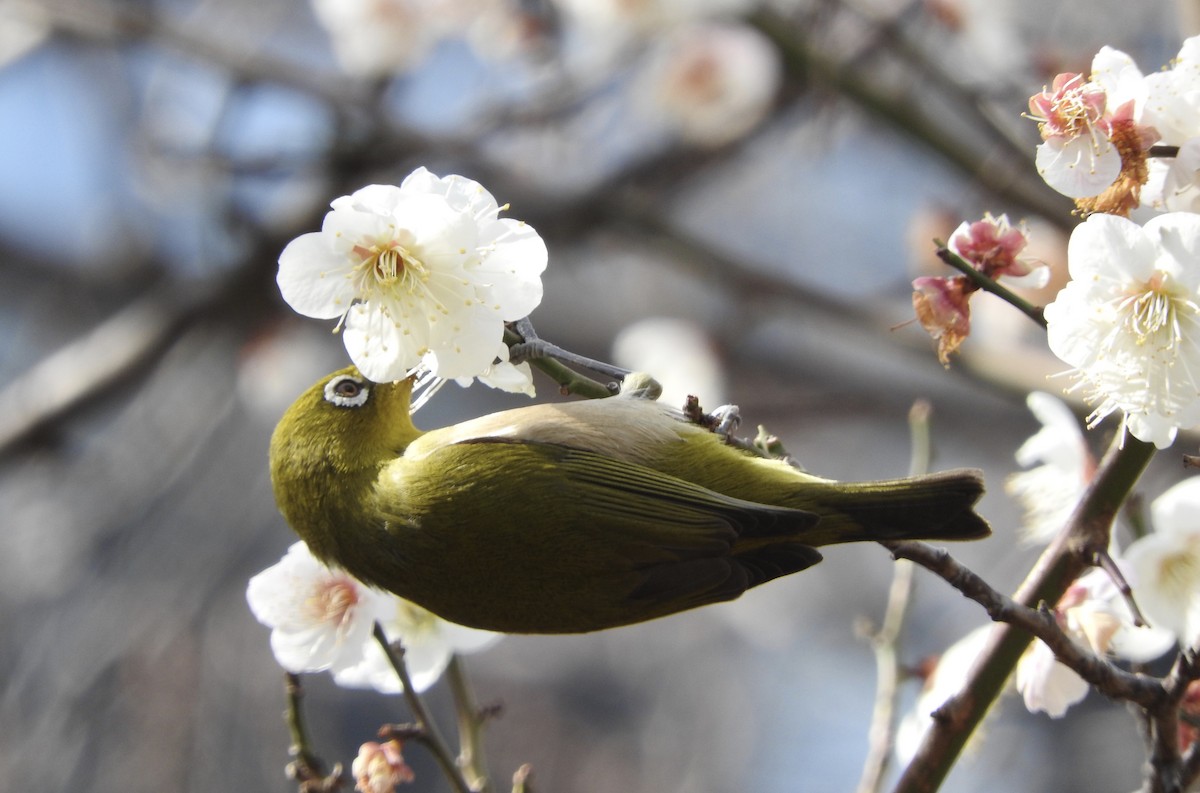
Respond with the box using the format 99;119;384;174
270;366;990;634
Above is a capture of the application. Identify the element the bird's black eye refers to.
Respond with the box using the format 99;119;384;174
323;375;370;408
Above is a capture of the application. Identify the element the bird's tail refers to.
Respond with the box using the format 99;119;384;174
806;468;990;545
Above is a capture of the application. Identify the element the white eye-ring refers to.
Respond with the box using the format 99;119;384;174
324;375;370;408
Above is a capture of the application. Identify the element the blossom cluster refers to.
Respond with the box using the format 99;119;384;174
912;212;1047;365
901;33;1200;746
1026;38;1200;448
915;35;1200;450
1008;392;1200;717
1029;39;1200;215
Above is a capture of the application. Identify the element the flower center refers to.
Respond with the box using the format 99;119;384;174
308;577;360;630
1127;289;1175;342
1117;271;1200;352
1156;538;1200;598
373;248;403;284
357;244;419;288
351;242;430;303
1030;74;1108;142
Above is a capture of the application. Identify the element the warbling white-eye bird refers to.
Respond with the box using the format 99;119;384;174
269;366;990;634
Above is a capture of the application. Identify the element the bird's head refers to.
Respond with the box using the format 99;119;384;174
268;366;424;565
270;366;422;478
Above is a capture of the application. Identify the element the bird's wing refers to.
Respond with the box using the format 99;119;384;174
510;440;826;610
525;440;821;542
389;436;823;546
378;437;824;630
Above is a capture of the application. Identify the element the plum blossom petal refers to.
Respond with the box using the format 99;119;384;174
1015;640;1089;718
1035;134;1123;199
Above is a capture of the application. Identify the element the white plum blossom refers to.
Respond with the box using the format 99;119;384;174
334;598;501;694
636;22;781;147
1028;35;1200;214
277;168;547;385
1006;392;1093;544
1126;477;1200;646
1043;212;1200;449
308;0;451;77
247;542;502;693
246;541;395;675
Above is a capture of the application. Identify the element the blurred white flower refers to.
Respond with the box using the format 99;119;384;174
309;0;450;77
926;0;1028;85
1006;392;1092;544
334;598;502;694
246;541;395;675
636;22;780;146
1126;477;1200;645
1139;36;1200;212
1043;212;1200;449
612;317;726;408
277;167;547;384
1062;567;1174;663
894;625;990;765
0;0;48;67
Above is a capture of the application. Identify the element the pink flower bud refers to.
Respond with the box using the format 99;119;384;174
352;740;415;793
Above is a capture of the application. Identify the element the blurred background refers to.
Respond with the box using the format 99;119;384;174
1;0;1195;790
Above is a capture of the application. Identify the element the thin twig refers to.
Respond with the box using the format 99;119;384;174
283;673;344;792
1139;651;1200;793
1092;547;1149;627
883;542;1166;709
447;656;495;793
373;624;473;793
934;244;1047;329
503;325;620;400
